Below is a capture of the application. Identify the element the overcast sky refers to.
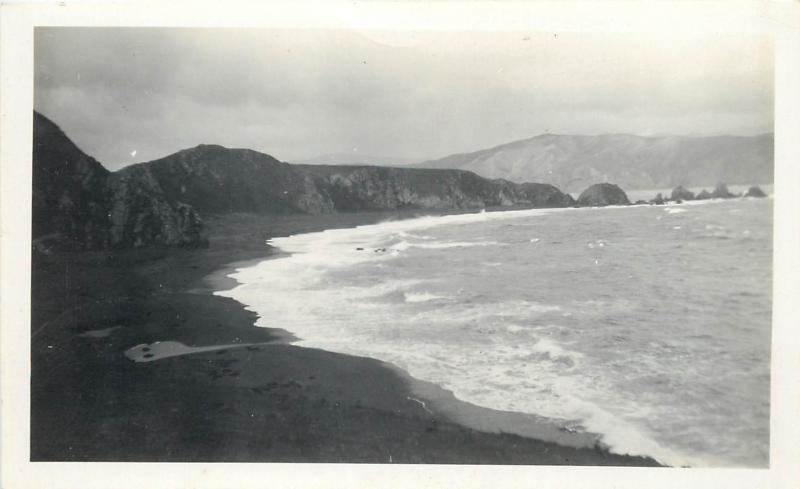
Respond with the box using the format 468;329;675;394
34;27;773;170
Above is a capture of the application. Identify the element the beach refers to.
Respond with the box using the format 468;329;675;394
30;210;660;465
211;198;772;467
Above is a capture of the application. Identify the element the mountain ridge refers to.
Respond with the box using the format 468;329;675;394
413;133;773;193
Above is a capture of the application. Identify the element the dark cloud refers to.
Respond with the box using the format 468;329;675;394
34;28;773;170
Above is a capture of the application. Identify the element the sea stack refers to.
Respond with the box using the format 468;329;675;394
576;183;630;207
671;185;695;201
711;183;736;199
696;189;713;200
745;186;767;198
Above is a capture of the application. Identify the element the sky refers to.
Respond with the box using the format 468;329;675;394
34;28;774;171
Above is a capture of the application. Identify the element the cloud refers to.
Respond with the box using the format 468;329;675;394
34;28;773;170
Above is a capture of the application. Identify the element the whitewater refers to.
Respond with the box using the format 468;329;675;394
216;197;772;467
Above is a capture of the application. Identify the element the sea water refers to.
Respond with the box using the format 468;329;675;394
217;197;772;467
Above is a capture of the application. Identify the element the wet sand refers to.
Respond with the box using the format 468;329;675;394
30;211;660;465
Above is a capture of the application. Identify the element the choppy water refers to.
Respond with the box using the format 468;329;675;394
218;197;772;467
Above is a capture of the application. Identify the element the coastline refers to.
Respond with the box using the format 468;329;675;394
30;209;661;465
208;249;603;451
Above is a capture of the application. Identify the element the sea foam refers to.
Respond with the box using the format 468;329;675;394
218;198;772;468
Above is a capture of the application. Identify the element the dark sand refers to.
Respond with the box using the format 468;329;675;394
30;211;660;465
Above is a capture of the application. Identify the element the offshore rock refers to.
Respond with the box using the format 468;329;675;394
745;186;767;198
696;189;713;200
671;185;695;201
576;183;631;207
711;183;737;199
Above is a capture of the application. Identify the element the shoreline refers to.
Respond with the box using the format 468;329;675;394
30;209;661;465
209;197;771;466
388;364;601;450
206;254;603;451
202;210;663;465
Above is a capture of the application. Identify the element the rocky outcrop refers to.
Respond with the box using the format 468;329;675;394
32;112;207;249
509;182;577;207
745;186;767;198
576;183;630;207
696;189;713;200
671;186;695;201
107;172;205;247
651;193;666;205
710;183;737;199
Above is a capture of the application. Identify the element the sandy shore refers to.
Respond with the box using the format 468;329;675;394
30;211;660;465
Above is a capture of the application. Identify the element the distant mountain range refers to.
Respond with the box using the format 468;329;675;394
412;133;773;193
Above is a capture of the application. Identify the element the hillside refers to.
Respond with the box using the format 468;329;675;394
414;133;773;193
34;112;582;250
32;112;112;248
116;147;577;216
32;112;206;249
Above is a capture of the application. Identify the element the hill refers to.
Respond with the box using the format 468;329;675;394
32;112;206;249
117;147;576;215
414;133;773;193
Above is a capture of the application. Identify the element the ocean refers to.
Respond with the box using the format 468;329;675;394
217;196;772;467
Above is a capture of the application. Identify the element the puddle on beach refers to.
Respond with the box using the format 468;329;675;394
124;341;264;363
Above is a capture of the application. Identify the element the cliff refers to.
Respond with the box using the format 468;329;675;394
32;112;207;249
33;112;583;250
117;147;575;216
296;165;575;212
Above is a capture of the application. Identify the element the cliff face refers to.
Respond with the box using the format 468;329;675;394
118;149;576;216
32;112;207;249
107;172;205;248
299;165;575;211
